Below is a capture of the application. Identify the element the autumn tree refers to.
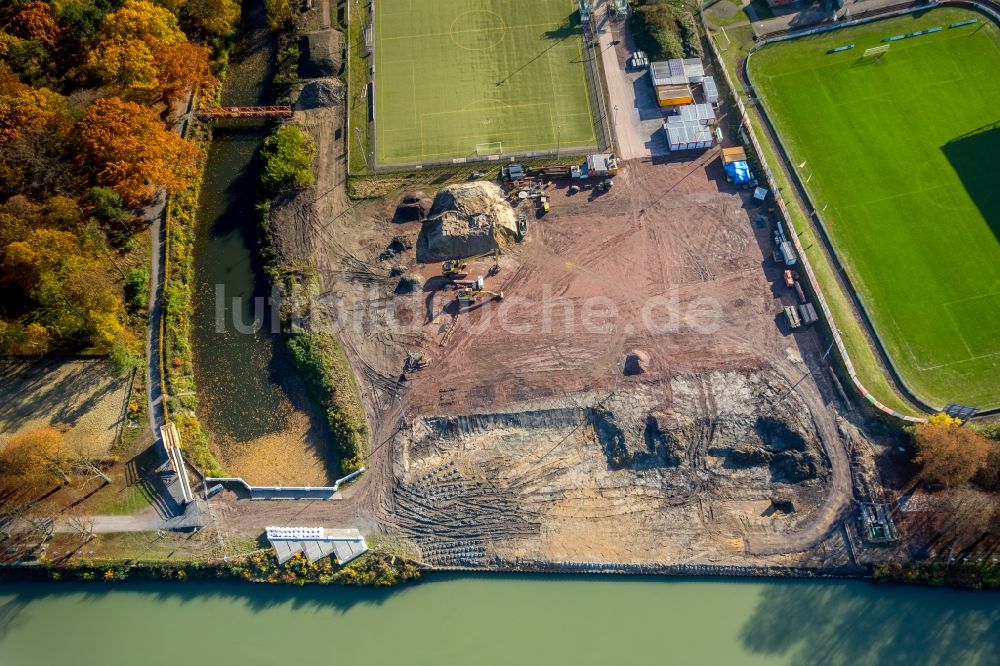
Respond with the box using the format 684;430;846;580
265;0;292;30
0;68;73;196
6;2;61;47
77;96;201;205
0;85;54;142
153;40;213;105
1;427;72;484
2;227;79;291
185;0;240;36
88;35;159;94
100;0;185;45
915;415;992;488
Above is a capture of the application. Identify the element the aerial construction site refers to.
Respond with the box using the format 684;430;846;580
248;96;865;571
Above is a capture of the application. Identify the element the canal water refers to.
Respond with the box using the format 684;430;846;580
191;3;336;481
0;575;996;665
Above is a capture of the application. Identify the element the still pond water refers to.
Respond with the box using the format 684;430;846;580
0;575;997;665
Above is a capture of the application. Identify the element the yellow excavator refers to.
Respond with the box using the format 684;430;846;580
441;249;501;278
456;276;504;304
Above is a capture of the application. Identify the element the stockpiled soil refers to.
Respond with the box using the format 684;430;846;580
749;7;1000;409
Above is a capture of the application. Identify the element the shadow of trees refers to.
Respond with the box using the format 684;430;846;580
739;580;1000;665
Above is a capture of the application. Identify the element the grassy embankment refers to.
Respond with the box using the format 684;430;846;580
346;0;371;173
258;122;369;475
708;21;922;418
8;534;420;586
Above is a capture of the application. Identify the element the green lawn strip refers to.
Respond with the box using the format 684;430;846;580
347;0;371;173
373;0;596;165
708;21;921;417
748;8;1000;409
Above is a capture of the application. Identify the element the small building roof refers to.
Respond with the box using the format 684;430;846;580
703;76;719;102
682;58;705;79
677;103;716;125
266;527;369;566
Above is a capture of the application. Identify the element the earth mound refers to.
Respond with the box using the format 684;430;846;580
395;191;432;222
623;350;649;375
293;77;344;111
299;29;343;78
416;182;518;261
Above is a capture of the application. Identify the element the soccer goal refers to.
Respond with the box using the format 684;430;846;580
476;141;503;156
862;44;891;60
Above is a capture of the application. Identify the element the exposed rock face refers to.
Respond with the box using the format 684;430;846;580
416;182;518;261
299;29;343;78
394;191;432;222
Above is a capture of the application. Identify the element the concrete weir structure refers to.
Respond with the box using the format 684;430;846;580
266;527;368;565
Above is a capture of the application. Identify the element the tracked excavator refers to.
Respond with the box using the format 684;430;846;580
456;276;504;304
441;249;501;278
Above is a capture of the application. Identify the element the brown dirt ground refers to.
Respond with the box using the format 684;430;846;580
0;358;132;457
255;134;859;570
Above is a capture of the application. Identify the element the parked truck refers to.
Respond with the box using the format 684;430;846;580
784;305;801;329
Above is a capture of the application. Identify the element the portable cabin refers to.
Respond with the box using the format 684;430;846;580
665;118;714;151
656;84;694;108
703;76;719;104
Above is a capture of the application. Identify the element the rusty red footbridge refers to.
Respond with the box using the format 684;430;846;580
195;105;293;120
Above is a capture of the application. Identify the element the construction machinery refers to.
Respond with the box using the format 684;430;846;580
442;249;500;278
442;259;469;278
403;350;430;374
516;215;528;240
540;195;550;214
456;276;504;305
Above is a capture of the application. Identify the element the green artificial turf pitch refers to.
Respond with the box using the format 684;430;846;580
373;0;598;165
749;8;1000;408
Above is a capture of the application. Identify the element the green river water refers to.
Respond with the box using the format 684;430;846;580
0;575;996;665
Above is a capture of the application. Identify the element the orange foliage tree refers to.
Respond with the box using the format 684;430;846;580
1;426;71;484
0;86;54;142
153;41;214;105
915;416;992;488
88;36;159;95
90;0;214;103
76;97;201;205
6;1;61;48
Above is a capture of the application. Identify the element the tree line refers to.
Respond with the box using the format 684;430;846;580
0;0;238;368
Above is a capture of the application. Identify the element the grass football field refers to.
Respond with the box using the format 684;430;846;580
373;0;598;165
749;8;1000;409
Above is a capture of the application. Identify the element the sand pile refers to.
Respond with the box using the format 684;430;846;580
417;182;518;261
